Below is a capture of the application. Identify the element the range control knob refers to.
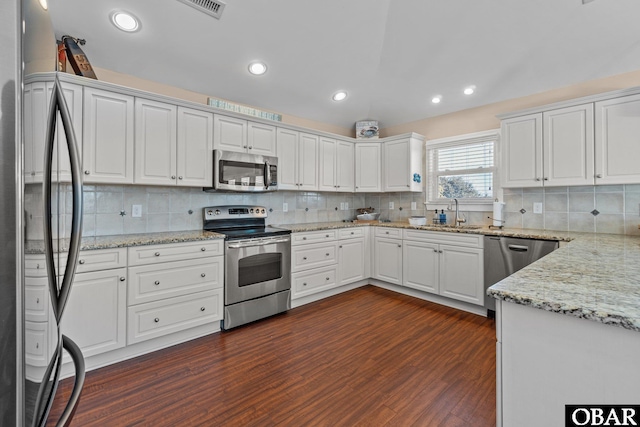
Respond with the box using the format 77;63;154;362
250;208;254;213
206;210;213;216
261;208;265;214
215;209;221;215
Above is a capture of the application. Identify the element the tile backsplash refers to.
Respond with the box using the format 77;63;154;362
24;183;640;239
503;184;640;236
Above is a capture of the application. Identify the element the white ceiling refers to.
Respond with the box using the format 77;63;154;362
47;0;640;130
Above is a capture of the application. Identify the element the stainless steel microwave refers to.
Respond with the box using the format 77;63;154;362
206;150;278;192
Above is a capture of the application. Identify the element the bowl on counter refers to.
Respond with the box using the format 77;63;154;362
356;213;380;220
408;216;427;226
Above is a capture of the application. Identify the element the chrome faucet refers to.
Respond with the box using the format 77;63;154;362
453;198;466;227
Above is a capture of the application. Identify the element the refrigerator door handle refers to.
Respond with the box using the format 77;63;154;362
37;74;85;427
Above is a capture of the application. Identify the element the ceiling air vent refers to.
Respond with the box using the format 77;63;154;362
176;0;226;19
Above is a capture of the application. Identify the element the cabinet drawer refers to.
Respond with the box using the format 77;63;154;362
338;227;365;240
375;227;402;239
25;279;49;322
127;289;222;344
128;240;223;266
25;321;51;367
291;265;338;299
403;229;483;248
76;248;127;272
128;258;223;305
25;254;53;277
291;242;338;272
291;230;337;246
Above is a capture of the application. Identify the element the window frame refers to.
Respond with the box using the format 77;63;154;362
425;129;500;211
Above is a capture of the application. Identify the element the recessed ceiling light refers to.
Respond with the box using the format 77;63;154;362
431;95;442;104
248;62;267;75
332;91;348;102
111;11;140;32
38;0;48;10
464;85;476;95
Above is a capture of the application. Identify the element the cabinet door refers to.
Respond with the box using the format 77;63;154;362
177;107;213;187
402;240;439;294
276;128;299;190
298;133;319;190
83;88;134;183
543;104;594;187
60;268;127;358
439;245;483;305
134;98;177;185
213;115;247;153
595;94;640;184
355;143;382;192
501;114;542;188
338;238;365;285
373;237;402;285
46;81;83;182
384;139;410;191
247;122;276;156
24;82;47;183
336;140;355;192
318;137;337;191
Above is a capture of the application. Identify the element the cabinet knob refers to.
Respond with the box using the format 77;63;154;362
154;280;160;285
200;307;206;312
303;282;307;286
243;145;247;149
339;245;343;248
36;343;39;349
84;170;90;175
326;277;330;281
78;259;85;265
302;237;307;240
155;252;160;256
385;231;389;234
171;175;176;179
325;253;330;256
325;234;330;238
407;184;410;187
439;250;443;253
350;232;354;235
433;249;438;253
248;146;253;149
535;178;541;182
178;176;183;180
543;177;548;181
355;186;359;189
201;247;206;251
303;257;307;260
154;318;160;323
596;174;603;178
398;244;402;248
120;277;126;281
201;273;206;277
36;298;39;304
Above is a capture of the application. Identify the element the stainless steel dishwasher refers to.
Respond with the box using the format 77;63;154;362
484;236;559;315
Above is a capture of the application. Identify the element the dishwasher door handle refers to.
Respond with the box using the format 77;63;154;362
508;244;529;252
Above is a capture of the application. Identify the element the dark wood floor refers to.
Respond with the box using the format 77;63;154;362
48;285;496;426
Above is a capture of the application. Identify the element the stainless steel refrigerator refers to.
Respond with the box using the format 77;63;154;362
1;0;86;425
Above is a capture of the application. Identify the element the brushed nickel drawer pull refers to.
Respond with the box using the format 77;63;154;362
36;298;39;304
200;307;205;311
201;247;206;251
303;283;307;286
326;277;330;280
154;318;159;323
303;257;307;260
154;280;160;285
325;253;330;256
120;277;125;281
155;252;160;256
78;259;85;264
201;273;206;277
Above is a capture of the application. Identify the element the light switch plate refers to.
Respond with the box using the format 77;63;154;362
132;205;142;218
389;202;395;210
533;202;543;214
283;202;288;212
411;201;417;210
340;202;345;210
345;202;349;210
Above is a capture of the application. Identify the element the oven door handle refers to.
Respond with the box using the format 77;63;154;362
227;237;290;249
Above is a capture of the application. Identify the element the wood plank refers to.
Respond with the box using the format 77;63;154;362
46;285;496;426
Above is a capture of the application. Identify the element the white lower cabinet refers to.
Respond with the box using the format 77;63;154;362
402;240;439;293
373;237;403;285
292;265;338;299
438;245;484;305
338;238;365;286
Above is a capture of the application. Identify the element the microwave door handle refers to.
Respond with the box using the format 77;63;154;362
264;161;271;189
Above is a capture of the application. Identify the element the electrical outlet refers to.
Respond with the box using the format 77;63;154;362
411;201;417;210
533;202;543;214
345;202;349;210
132;205;142;218
283;202;288;212
389;201;395;210
340;202;345;210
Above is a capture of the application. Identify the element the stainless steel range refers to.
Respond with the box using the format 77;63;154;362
203;206;291;330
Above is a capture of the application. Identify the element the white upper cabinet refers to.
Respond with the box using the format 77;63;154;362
501;113;543;188
595;93;640;184
176;107;213;187
319;137;355;192
247;122;277;156
134;98;177;186
355;142;382;192
83;87;134;184
214;115;276;156
298;133;319;190
276;128;299;190
46;81;83;182
543;104;594;187
383;135;423;192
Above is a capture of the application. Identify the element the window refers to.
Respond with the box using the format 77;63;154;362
427;130;498;204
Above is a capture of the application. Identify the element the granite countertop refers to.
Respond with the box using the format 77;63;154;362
25;230;225;254
280;221;640;332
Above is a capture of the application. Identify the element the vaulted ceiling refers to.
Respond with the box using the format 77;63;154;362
46;0;640;130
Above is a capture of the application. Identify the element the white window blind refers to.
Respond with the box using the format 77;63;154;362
427;131;498;202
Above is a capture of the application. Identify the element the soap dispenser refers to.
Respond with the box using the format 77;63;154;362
433;209;439;225
439;209;446;225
